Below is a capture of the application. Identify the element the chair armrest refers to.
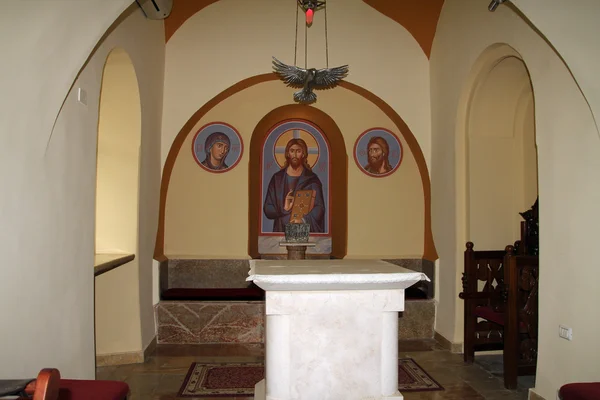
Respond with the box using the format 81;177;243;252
24;369;60;400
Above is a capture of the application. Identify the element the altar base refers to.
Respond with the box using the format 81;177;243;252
248;259;429;400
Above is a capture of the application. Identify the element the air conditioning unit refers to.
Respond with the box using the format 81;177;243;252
135;0;173;20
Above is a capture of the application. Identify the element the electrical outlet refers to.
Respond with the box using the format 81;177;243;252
559;325;572;341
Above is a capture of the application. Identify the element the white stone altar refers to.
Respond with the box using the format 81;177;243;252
247;259;430;400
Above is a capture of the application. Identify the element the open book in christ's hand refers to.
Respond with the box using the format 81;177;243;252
290;189;316;223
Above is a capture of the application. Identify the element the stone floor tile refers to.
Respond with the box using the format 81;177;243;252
403;383;484;399
97;340;534;400
155;373;188;395
398;339;438;352
95;365;116;380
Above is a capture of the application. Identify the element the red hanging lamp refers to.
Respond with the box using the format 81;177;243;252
305;8;314;25
298;0;325;26
271;0;349;104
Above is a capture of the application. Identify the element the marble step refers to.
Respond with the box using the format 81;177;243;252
155;299;435;345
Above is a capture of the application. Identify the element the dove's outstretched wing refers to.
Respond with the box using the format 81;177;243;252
314;65;349;88
272;57;307;88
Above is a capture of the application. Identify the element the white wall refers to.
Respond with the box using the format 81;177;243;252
0;0;131;379
162;0;432;169
0;1;163;378
511;0;600;130
430;1;600;399
86;6;165;360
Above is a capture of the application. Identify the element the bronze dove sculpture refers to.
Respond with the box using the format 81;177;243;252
272;57;349;104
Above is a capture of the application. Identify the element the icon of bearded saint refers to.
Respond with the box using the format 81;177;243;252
364;136;392;175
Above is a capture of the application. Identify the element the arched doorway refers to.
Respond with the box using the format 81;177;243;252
458;44;538;251
94;48;143;363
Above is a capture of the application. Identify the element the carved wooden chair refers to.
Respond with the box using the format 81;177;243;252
460;242;507;362
460;243;539;389
502;247;538;388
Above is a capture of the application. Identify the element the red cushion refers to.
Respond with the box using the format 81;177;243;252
58;379;129;400
559;383;600;400
161;287;265;301
474;306;505;326
474;306;529;332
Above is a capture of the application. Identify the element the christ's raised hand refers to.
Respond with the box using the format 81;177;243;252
284;190;294;211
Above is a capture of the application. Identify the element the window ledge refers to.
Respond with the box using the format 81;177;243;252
94;253;135;277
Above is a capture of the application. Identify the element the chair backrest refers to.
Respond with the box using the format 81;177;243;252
463;242;506;312
504;248;539;362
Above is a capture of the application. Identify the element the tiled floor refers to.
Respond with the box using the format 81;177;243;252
96;340;533;400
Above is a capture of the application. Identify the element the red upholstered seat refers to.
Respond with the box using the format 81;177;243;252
559;383;600;400
58;379;129;400
474;306;505;326
474;306;528;332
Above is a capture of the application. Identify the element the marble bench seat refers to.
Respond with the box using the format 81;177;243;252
155;258;434;344
160;258;434;299
160;285;426;301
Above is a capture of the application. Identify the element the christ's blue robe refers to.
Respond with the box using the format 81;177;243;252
263;167;326;232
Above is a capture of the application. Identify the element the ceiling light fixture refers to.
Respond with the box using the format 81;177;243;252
488;0;509;12
271;0;349;104
298;0;325;25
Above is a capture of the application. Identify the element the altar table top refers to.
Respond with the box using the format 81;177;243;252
247;259;430;291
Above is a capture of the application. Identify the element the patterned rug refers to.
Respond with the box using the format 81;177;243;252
178;358;443;397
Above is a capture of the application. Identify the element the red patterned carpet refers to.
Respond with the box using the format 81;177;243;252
178;358;443;397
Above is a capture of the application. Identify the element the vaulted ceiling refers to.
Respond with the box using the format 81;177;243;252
164;0;445;58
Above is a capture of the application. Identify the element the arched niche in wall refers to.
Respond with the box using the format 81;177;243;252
457;44;538;250
95;47;143;359
249;105;348;259
154;74;437;262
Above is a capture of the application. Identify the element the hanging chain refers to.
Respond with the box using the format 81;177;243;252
294;2;299;66
324;0;329;68
305;16;308;69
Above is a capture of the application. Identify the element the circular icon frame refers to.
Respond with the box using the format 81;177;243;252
353;128;403;178
192;122;243;173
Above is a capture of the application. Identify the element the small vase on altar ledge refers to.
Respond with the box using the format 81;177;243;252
284;223;310;243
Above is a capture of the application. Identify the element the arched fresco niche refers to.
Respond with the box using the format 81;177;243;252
249;105;348;259
155;75;436;263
